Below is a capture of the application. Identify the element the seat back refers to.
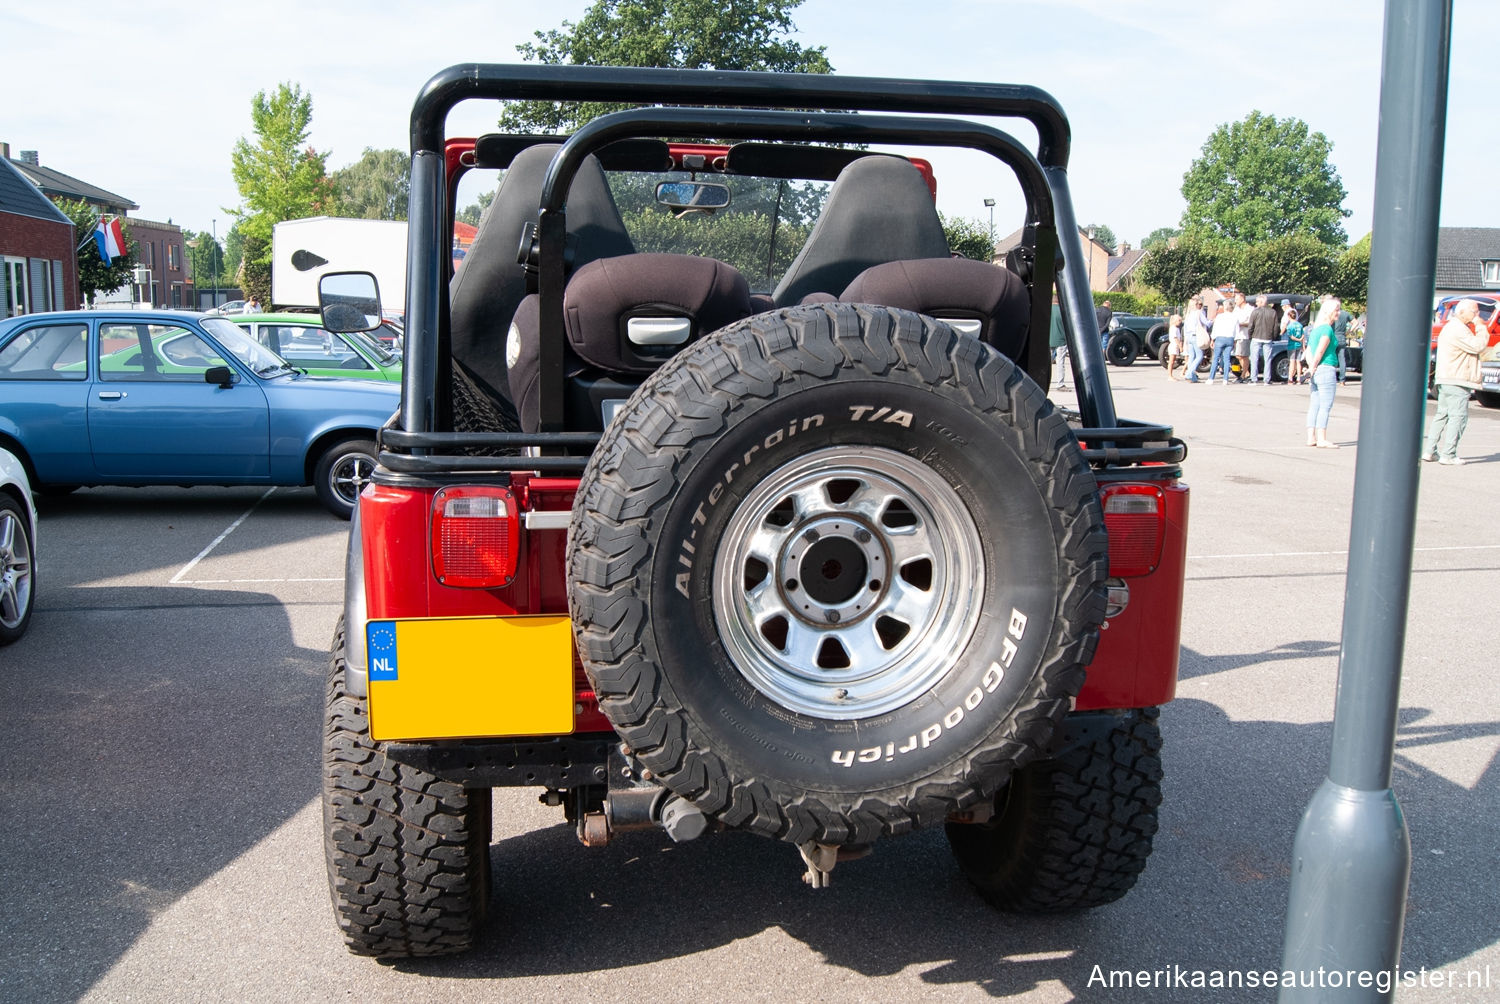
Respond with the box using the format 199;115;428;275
771;156;950;307
448;143;635;409
840;257;1031;361
508;253;753;431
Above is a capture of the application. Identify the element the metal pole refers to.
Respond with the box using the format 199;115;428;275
212;219;219;309
1278;1;1450;999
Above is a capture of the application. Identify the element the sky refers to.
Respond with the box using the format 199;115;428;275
5;0;1496;250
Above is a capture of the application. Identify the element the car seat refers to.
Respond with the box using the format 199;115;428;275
839;257;1031;361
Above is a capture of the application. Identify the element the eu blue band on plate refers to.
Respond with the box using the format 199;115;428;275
367;621;399;680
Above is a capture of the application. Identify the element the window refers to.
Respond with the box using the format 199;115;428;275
3;258;28;317
0;323;88;379
100;323;229;381
1484;261;1500;283
140;242;154;267
168;244;181;270
265;325;372;370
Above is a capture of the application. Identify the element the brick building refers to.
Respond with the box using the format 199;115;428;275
0;155;78;316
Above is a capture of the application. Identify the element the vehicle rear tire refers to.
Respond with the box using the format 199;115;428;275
0;495;35;646
1272;353;1290;383
314;438;377;519
1105;332;1138;367
1144;323;1168;361
945;707;1163;912
322;616;493;957
569;303;1108;847
1478;391;1500;409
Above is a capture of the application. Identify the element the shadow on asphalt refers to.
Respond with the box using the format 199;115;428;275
0;584;326;1003
378;696;1498;1001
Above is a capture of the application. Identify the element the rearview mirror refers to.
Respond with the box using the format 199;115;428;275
655;181;731;211
319;272;382;333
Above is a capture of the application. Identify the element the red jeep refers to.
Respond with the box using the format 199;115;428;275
319;64;1189;958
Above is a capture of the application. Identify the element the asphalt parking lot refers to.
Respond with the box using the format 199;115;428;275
2;361;1496;1003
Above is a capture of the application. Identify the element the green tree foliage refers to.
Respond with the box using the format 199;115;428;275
332;148;411;221
53;199;137;303
1329;233;1371;306
1235;234;1336;294
940;214;994;262
222;225;245;283
239;232;272;306
622;207;809;289
1180;111;1349;246
181;228;225;289
500;0;832;132
457;190;495;226
230;82;336;254
1141;226;1180;248
1136;232;1241;304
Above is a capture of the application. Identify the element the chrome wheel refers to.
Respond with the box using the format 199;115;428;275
329;450;374;507
0;506;33;633
713;446;984;720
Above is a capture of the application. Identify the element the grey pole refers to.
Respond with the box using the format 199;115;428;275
1278;1;1450;1000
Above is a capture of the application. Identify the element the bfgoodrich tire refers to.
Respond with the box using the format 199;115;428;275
945;707;1163;912
314;438;377;520
322;616;493;957
568;303;1108;847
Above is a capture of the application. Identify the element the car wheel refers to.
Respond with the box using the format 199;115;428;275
1145;323;1168;361
1105;332;1138;367
322;616;493;957
945;707;1163;912
314;438;377;519
0;495;35;646
568;303;1108;846
1273;353;1290;383
1477;391;1500;409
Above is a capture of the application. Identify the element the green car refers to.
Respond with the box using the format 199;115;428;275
231;313;402;382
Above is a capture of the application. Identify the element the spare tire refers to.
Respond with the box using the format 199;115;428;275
567;303;1108;846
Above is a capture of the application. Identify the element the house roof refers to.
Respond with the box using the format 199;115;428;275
1434;227;1500;290
8;157;138;213
0;157;71;225
1106;248;1149;290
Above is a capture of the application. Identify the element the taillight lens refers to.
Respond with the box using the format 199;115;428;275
431;486;520;588
1101;484;1166;577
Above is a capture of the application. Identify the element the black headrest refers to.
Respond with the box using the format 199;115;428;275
449;143;634;406
771;156;950;307
841;258;1031;360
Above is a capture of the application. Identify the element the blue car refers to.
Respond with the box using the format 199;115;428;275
0;310;400;518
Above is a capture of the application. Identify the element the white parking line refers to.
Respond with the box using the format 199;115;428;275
1190;543;1500;560
168;488;277;584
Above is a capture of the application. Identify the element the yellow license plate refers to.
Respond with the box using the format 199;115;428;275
366;616;575;741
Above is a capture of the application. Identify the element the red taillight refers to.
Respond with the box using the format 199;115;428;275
431;486;520;588
1101;484;1166;577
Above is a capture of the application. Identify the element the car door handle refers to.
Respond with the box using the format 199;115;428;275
97;391;127;400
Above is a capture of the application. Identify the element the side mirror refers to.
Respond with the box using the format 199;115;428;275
655;181;731;212
319;271;382;333
205;366;235;388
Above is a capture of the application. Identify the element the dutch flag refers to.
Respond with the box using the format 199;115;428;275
93;217;126;266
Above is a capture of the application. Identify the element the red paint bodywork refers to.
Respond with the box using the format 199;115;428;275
360;472;1188;730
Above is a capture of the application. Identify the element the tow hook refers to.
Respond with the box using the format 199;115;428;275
575;745;709;847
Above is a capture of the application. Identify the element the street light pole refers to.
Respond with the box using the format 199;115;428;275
212;218;220;310
983;197;996;259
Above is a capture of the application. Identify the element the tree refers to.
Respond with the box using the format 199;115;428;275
239;232;272;306
939;214;994;262
332;148;410;221
1329;233;1371;306
1141;226;1180;248
1233;234;1335;295
181;228;225;306
230;82;337;263
1136;232;1241;304
1180;111;1349;246
500;0;832;133
1085;223;1116;254
53;199;137;303
457;191;495;226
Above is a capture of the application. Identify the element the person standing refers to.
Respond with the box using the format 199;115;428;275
1208;299;1236;385
1049;292;1069;390
1183;295;1208;383
1421;298;1488;465
1334;305;1351;383
1096;298;1113;357
1230;292;1253;383
1284;306;1306;385
1165;311;1184;380
1247;294;1279;384
1304;298;1343;447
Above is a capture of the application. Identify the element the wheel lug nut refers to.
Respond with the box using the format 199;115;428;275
825;610;840;624
803;529;820;543
855;528;871;543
